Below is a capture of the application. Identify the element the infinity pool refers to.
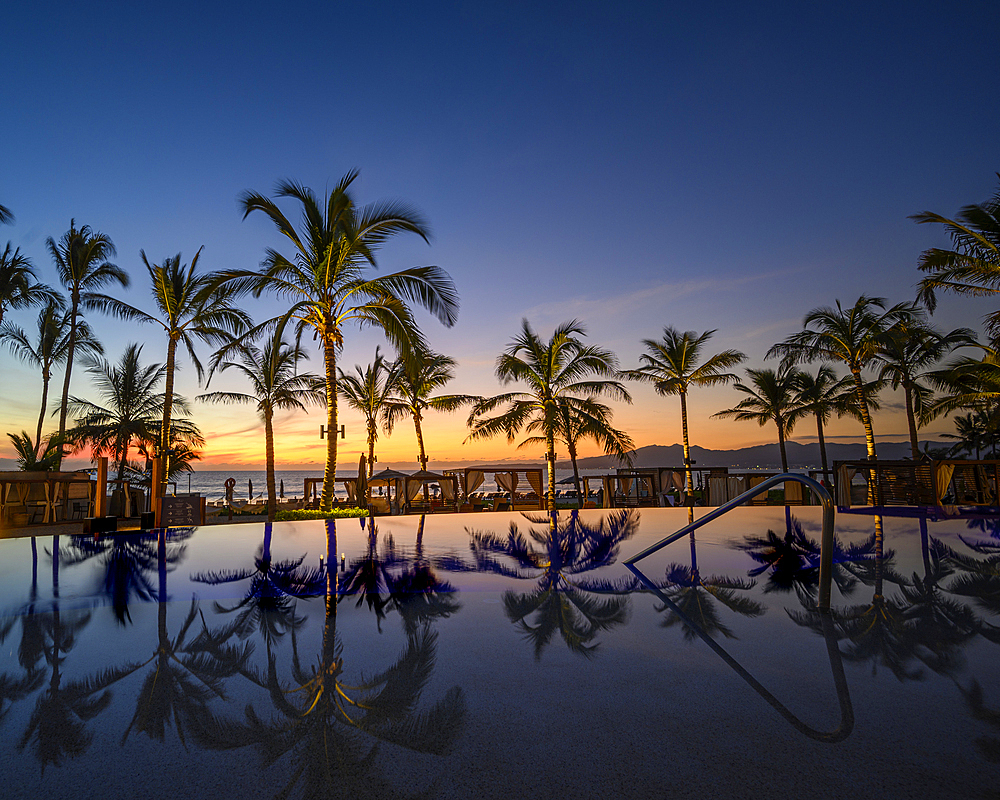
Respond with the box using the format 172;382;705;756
1;508;997;799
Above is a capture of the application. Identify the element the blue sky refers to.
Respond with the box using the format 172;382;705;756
3;1;999;468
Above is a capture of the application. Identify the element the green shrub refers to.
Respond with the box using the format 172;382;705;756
274;508;369;521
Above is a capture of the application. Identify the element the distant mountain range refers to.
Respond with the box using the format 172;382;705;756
571;441;944;470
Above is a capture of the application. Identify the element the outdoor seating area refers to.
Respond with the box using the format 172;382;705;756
0;471;97;527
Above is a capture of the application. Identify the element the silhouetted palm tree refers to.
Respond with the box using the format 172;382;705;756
792;366;857;481
0;241;54;329
627;327;745;494
48;220;128;453
713;364;806;472
384;349;475;471
468;320;630;512
338;346;396;479
66;344;202;483
913;175;1000;340
199;336;322;520
103;248;249;494
218;173;458;510
768;295;917;463
876;319;977;458
1;300;100;454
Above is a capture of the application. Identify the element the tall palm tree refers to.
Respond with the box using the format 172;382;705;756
338;347;396;479
199;337;323;521
913;175;1000;340
767;295;918;462
217;173;458;510
876;320;977;458
1;242;53;329
1;301;101;455
66;344;202;484
713;365;807;473
103;248;249;495
467;319;630;513
48;221;128;454
627;327;745;494
384;349;476;470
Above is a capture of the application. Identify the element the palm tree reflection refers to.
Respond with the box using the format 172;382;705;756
123;528;252;744
388;515;460;635
191;523;324;649
241;518;465;800
16;536;137;770
466;509;638;659
658;509;765;641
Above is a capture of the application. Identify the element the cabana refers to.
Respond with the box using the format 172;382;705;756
402;470;459;514
462;466;545;511
369;468;408;514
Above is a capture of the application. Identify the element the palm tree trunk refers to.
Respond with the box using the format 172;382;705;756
35;371;50;457
567;439;584;509
367;421;376;479
815;413;829;482
546;429;557;515
56;296;80;464
851;366;879;506
903;382;920;459
413;411;427;470
680;390;692;495
265;407;276;522
159;337;179;500
776;417;789;472
320;334;338;512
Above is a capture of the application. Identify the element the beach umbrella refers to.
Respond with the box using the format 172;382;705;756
357;454;368;507
279;479;284;498
248;479;253;500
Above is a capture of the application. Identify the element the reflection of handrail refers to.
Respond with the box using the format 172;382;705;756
624;473;836;609
631;571;854;742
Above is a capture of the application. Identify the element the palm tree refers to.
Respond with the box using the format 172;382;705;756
6;431;63;471
198;336;323;521
876;320;977;458
940;411;993;459
1;242;53;329
384;349;476;470
551;398;634;508
1;300;101;455
713;365;807;473
338;347;395;479
103;248;249;495
0;203;12;224
467;319;630;513
792;366;854;482
66;344;202;484
217;173;458;510
48;220;128;454
767;295;918;462
912;175;1000;340
627;327;745;495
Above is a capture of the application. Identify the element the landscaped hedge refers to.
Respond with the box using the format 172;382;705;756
274;508;369;521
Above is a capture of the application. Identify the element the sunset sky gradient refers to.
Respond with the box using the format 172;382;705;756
2;1;999;470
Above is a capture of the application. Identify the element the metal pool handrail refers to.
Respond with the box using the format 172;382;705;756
624;472;836;610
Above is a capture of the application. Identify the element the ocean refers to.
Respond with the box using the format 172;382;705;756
177;467;615;503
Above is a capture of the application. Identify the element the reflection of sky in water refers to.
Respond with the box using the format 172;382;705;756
1;509;999;799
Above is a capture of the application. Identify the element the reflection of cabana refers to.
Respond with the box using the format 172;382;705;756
462;466;545;511
403;470;459;514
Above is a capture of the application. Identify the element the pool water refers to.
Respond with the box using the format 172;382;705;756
1;508;998;799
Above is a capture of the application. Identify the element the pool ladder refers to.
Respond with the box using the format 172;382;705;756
623;473;852;742
624;472;835;610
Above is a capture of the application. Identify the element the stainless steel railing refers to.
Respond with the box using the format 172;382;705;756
624;472;836;609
